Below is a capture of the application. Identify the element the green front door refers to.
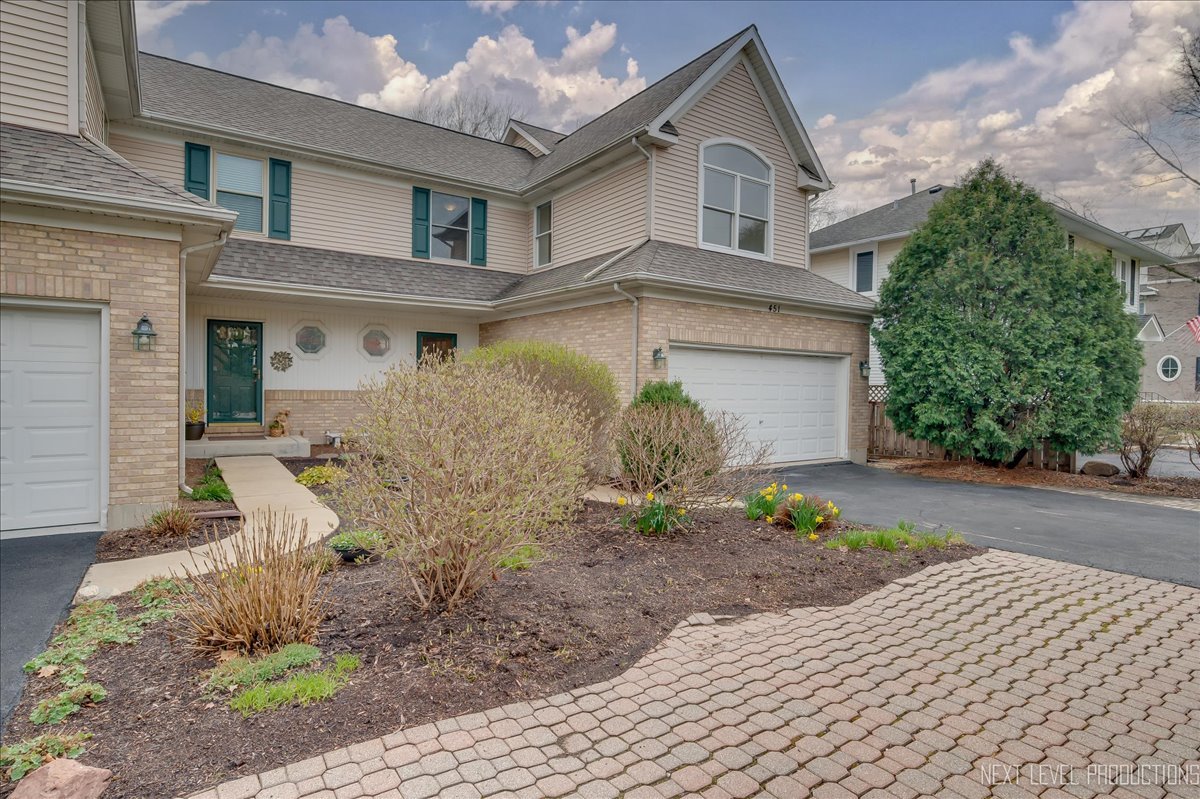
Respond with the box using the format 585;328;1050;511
207;320;263;423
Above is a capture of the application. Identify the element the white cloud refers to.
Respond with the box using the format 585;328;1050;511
161;13;643;133
816;113;837;129
135;0;208;52
813;0;1200;231
467;0;520;16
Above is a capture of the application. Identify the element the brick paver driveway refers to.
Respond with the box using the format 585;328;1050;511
195;552;1200;799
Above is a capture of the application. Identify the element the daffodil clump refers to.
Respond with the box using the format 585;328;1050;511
782;493;841;539
618;491;689;536
743;481;790;521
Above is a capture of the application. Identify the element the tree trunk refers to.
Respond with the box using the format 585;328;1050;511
1004;448;1029;469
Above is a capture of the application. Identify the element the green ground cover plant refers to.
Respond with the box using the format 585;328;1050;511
228;654;360;717
0;732;92;781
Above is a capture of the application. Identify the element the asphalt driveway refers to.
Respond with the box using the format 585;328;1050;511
778;462;1200;588
0;530;100;732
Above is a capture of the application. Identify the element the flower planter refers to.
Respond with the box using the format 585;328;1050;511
268;426;285;438
334;547;371;563
184;422;206;441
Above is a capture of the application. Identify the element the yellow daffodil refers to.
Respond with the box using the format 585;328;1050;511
827;500;835;508
646;491;655;502
816;515;825;524
808;533;819;541
617;496;627;507
677;507;686;516
765;515;775;524
791;493;803;502
781;484;788;491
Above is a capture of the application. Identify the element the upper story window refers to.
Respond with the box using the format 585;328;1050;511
855;250;875;293
216;153;265;233
535;202;552;266
700;142;771;256
431;192;470;262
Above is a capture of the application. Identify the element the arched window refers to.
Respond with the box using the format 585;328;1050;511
701;141;771;256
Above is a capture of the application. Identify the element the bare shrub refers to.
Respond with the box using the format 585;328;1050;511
615;403;772;513
331;358;591;612
147;505;196;538
178;512;329;655
1119;402;1198;478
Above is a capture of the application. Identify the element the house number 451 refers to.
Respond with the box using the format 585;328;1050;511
767;304;781;313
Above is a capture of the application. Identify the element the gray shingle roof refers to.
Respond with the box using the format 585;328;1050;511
209;238;873;314
137;54;537;191
136;26;748;192
523;28;748;185
810;185;949;250
210;238;520;302
510;120;568;151
0;122;218;209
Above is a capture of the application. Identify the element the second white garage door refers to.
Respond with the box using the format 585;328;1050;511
0;305;103;537
669;345;845;464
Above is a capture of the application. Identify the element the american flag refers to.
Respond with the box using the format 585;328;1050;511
1188;315;1200;343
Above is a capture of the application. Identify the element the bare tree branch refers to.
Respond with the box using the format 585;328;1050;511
1115;35;1200;191
808;184;861;231
408;89;532;141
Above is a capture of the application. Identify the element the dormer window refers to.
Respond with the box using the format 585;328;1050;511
700;141;771;257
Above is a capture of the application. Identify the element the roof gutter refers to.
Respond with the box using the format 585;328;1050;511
0;179;237;228
1054;206;1178;264
202;274;496;311
809;230;914;254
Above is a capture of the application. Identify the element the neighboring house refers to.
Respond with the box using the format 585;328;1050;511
1138;261;1200;402
809;185;1176;385
1123;223;1200;261
0;1;876;538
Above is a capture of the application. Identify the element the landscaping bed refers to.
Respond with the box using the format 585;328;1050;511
886;457;1200;498
94;514;240;562
1;501;981;798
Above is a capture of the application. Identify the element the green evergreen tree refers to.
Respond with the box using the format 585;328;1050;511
873;160;1141;467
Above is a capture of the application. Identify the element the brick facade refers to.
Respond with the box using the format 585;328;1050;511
1;221;182;527
480;296;872;463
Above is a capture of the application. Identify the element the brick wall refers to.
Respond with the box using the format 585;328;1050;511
265;390;363;439
480;296;872;463
1;221;181;527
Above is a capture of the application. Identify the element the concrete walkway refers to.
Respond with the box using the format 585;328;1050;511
190;551;1200;799
77;456;337;601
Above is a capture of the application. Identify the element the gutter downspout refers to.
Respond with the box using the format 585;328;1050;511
630;137;654;238
178;231;228;495
613;283;639;400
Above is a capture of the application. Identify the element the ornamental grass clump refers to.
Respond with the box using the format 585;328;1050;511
147;505;197;539
332;357;591;612
179;512;330;655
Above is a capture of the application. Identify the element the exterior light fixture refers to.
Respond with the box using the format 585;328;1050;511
652;347;667;368
131;314;157;351
858;360;870;379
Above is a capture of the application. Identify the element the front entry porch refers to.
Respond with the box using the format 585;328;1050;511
184;434;311;459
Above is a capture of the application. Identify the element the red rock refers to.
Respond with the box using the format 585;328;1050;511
11;758;112;799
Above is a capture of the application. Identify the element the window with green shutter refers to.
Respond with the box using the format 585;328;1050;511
470;197;487;266
184;142;210;199
268;159;291;240
412;187;431;259
413;190;487;265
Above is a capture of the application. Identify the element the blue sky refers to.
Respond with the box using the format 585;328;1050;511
137;1;1199;231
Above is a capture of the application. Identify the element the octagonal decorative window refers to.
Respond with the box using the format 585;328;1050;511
295;325;326;354
361;328;391;358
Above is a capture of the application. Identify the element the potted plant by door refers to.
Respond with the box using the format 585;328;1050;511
184;401;206;440
268;408;290;437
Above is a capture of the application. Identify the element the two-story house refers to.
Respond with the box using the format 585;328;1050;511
1125;223;1199;401
1;0;875;538
809;185;1176;386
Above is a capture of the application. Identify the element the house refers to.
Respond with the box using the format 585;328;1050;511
1123;223;1200;261
0;1;876;538
1137;256;1199;402
808;185;1176;386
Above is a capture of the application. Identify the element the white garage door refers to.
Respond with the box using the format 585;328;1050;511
0;306;103;536
670;345;845;464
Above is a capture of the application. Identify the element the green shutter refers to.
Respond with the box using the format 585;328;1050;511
470;197;487;266
412;187;430;259
184;142;210;199
268;158;291;240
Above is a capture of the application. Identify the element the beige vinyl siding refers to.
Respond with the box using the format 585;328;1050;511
484;203;530;273
653;59;808;267
82;33;106;141
810;248;850;286
509;131;544;156
108;130;185;185
0;0;72;133
551;158;647;266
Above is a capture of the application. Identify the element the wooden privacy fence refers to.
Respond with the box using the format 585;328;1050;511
867;390;1076;472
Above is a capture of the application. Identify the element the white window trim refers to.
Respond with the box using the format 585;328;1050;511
534;200;553;268
1157;355;1181;382
429;190;472;265
696;137;774;262
213;152;267;235
357;323;395;363
850;243;879;295
290;319;329;362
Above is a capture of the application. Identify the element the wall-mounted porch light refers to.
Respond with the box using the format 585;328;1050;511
858;360;871;379
131;314;157;351
652;347;667;368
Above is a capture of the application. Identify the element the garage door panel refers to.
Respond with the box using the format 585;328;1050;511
670;345;845;464
0;306;102;535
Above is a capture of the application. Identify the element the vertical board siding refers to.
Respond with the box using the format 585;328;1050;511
185;298;480;392
552;159;647;266
0;0;71;132
509;132;544;156
83;35;106;141
653;60;808;267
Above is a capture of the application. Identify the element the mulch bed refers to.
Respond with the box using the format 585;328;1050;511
888;457;1200;499
93;512;241;562
2;501;981;798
